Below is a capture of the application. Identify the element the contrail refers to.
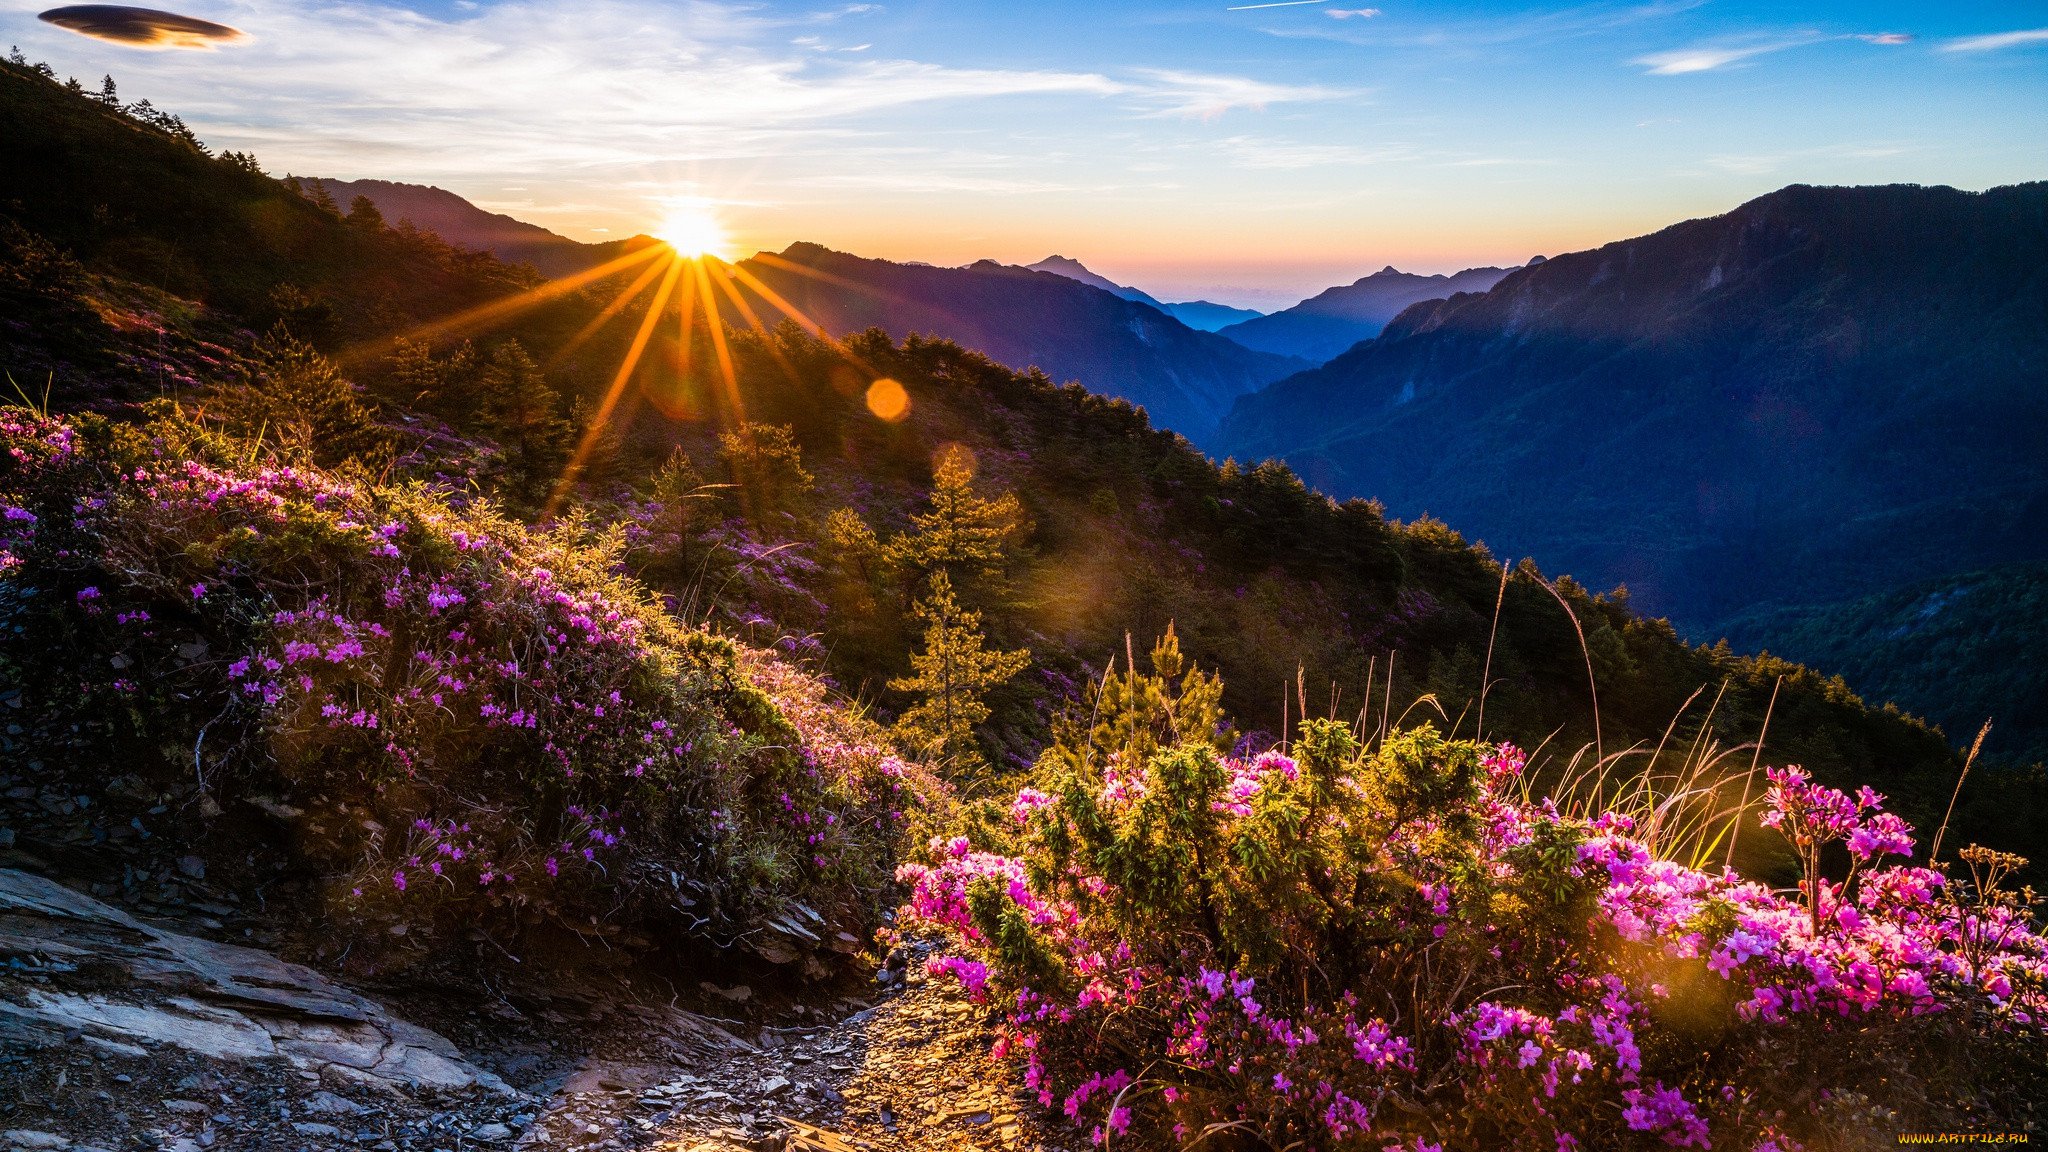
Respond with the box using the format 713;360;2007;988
1226;0;1329;9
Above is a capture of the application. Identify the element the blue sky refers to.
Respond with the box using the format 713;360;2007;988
7;0;2045;306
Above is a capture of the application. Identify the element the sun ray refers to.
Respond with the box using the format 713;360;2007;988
544;252;685;516
701;258;825;393
687;257;746;428
722;263;831;342
543;252;674;371
640;258;701;421
745;250;918;311
351;243;667;366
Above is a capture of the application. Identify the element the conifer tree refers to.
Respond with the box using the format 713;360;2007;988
1070;623;1229;770
825;507;882;585
717;422;813;524
206;325;383;466
889;571;1028;770
478;340;571;504
346;194;384;231
889;443;1022;582
98;74;117;105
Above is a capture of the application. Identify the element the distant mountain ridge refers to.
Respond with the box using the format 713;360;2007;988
1217;264;1518;363
713;243;1307;442
301;177;624;278
1025;255;1263;332
1219;182;2048;641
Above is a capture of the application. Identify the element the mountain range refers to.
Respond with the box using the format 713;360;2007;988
7;54;2040;773
1219;182;2048;660
703;243;1307;441
1216;264;1520;363
1023;255;1263;331
307;189;1304;441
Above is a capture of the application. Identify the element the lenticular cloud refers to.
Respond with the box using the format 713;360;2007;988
38;5;243;49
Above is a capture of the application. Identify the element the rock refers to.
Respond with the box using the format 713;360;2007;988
304;1091;363;1115
2;1132;71;1150
699;982;752;1003
471;1122;512;1141
162;1100;210;1115
0;869;510;1093
289;1121;343;1137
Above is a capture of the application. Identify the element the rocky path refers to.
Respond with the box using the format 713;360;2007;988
0;869;1079;1152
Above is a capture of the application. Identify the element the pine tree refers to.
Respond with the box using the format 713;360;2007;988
889;443;1022;581
206;325;383;466
98;74;117;105
478;340;571;504
1064;623;1229;772
649;448;709;537
825;507;882;585
889;572;1028;770
717;422;813;523
346;194;385;231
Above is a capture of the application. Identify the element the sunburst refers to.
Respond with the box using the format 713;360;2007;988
361;200;913;520
652;205;731;260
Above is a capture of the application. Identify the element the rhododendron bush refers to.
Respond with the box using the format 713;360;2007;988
0;407;934;958
898;637;2046;1149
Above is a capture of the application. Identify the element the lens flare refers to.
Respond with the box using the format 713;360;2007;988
866;378;911;422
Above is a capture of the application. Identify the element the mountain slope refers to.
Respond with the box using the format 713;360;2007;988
0;62;538;337
1218;264;1517;362
1026;255;1262;331
302;177;620;278
1722;562;2048;767
717;244;1307;441
1219;182;2048;637
2;57;2035;871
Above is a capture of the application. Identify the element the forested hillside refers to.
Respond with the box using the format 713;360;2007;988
3;52;2045;1152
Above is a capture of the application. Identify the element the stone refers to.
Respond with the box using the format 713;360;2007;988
289;1122;343;1137
0;869;509;1094
2;1132;71;1150
471;1122;512;1141
162;1100;210;1115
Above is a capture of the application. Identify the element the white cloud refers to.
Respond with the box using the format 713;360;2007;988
1327;8;1380;18
1128;69;1356;119
1631;39;1806;74
1941;28;2048;52
6;0;1123;180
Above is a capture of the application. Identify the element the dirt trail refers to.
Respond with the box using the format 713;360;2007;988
0;869;1077;1152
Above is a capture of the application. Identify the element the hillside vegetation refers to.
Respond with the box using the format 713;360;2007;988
1724;562;2048;767
1;56;2043;1148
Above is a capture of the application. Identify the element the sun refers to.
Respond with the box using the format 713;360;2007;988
652;205;730;259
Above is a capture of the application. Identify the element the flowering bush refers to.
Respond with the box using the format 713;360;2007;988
0;407;938;962
897;642;2046;1149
